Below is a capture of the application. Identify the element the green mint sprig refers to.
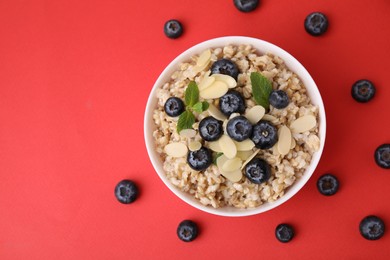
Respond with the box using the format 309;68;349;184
250;72;273;110
177;81;209;133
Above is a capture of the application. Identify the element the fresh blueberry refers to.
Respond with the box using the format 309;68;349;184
233;0;259;12
164;19;183;39
199;116;223;141
244;158;271;184
269;90;289;109
359;215;385;240
351;79;376;103
374;144;390;169
317;174;339;196
275;224;295;243
304;12;329;36
250;120;278;149
210;59;239;80
219;90;245;117
226;116;253;141
114;180;138;204
187;146;212;171
177;220;199;242
164;97;185;117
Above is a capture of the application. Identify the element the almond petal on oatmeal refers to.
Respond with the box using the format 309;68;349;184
198;73;215;91
290;135;296;149
234;139;255;151
207;103;227;121
220;169;243;183
222;157;242;172
236;150;253;160
164;142;188;157
199;81;229;99
216;154;229;169
210;74;237;88
245;105;265;124
179;129;197;138
290;115;316;133
262;114;278;123
219;135;237;159
206;141;223;152
277;125;292;156
196;49;211;67
241;149;260;170
188;141;202;151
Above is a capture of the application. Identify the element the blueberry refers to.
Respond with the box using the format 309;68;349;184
114;180;138;204
269;90;289;109
226;116;253;141
351;79;376;103
210;59;239;80
164;19;183;39
244;158;271;184
177;220;199;242
250;120;278;149
219;90;245;117
199;116;223;141
374;144;390;169
187;147;212;171
164;97;185;117
275;224;295;243
359;215;385;240
233;0;259;12
304;12;329;36
317;174;339;196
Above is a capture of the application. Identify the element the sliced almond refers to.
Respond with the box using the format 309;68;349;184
277;125;292;156
241;149;260;170
262;114;278;122
220;169;243;183
200;81;229;99
216;154;229;169
188;141;202;151
219;135;237;159
236;150;253;160
290;136;296;149
245;105;265;124
222;157;242;172
196;49;211;67
179;129;197;138
206;141;223;153
198;73;215;91
210;74;237;88
289;115;316;133
164;142;188;157
234;139;255;151
207;103;227;121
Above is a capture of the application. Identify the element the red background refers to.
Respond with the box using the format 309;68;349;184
1;0;389;259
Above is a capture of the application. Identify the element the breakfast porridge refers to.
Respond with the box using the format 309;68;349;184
152;44;320;209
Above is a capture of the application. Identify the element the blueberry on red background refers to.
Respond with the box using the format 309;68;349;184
351;79;376;103
114;180;139;204
374;144;390;169
317;174;339;196
275;224;295;243
359;215;385;240
164;19;183;39
233;0;259;13
177;220;199;242
304;12;329;36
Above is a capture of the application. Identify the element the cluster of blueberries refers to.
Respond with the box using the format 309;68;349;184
114;0;388;244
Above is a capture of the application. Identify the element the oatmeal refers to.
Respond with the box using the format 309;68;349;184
152;44;320;209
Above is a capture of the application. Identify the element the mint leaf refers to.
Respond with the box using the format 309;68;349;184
250;72;273;109
192;101;209;113
184;81;199;107
177;110;195;133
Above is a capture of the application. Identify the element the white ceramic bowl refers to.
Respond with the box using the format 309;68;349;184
144;36;326;217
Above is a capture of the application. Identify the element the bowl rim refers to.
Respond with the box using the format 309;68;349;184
144;36;326;217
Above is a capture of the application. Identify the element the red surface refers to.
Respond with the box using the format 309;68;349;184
0;0;389;259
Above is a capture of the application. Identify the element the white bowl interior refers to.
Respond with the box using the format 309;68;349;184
144;36;326;217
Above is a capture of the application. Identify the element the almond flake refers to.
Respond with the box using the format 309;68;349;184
262;114;278;123
164;142;188;157
210;74;237;88
277;125;292;156
198;73;215;91
245;105;265;124
290;136;296;149
216;154;229;169
196;49;211;67
219;135;237;159
199;81;229;99
222;157;242;172
206;141;223;152
188;141;202;151
236;151;253;160
290;115;316;133
220;169;243;183
179;129;197;138
207;103;227;121
241;149;260;170
234;139;255;151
